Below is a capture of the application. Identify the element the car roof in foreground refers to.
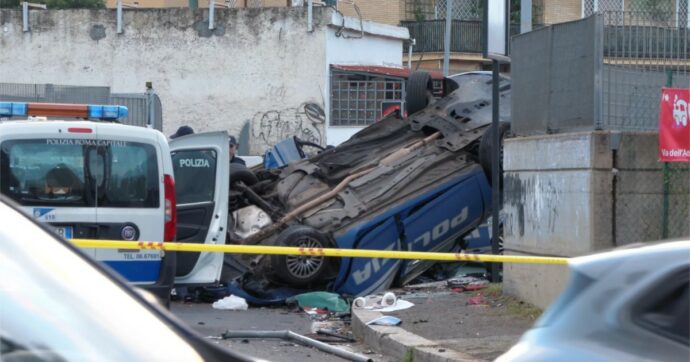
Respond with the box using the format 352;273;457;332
0;196;260;362
570;239;690;278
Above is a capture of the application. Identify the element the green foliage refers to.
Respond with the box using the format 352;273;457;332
402;348;415;362
0;0;20;8
0;0;104;8
413;0;426;22
44;0;105;9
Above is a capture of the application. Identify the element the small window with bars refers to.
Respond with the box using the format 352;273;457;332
330;72;405;127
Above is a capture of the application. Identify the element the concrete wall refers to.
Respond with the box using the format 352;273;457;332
0;7;407;154
503;131;689;309
0;7;327;154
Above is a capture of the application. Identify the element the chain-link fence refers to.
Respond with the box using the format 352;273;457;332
513;12;689;133
601;10;690;131
616;163;689;244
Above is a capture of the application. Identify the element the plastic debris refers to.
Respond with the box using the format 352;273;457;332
366;316;402;326
372;299;414;312
467;295;487;306
381;292;397;307
353;297;368;308
290;292;349;313
212;295;249;310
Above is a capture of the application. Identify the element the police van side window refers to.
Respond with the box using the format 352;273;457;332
171;150;217;205
103;144;159;208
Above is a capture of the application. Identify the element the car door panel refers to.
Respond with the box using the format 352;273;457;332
170;132;229;285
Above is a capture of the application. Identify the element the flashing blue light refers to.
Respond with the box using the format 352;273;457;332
0;102;28;117
88;105;128;120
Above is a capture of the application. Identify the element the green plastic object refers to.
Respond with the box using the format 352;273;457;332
293;292;349;313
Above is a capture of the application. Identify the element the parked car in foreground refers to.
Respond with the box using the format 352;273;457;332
0;196;260;362
498;240;690;362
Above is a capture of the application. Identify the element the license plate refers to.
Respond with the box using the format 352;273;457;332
55;226;73;239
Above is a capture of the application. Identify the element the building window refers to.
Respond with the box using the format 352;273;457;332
435;0;482;20
331;72;405;127
404;0;437;21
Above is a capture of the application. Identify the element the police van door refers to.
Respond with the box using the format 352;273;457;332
170;131;229;284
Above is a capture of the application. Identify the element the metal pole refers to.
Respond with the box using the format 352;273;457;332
520;0;532;33
146;82;155;129
22;2;29;32
209;0;215;30
443;0;452;76
116;0;123;34
307;0;313;32
662;70;673;239
491;59;501;283
408;38;415;69
222;330;372;362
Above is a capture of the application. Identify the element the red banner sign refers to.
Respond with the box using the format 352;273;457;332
659;88;690;162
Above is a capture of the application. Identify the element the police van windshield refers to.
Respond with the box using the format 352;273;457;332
0;139;159;208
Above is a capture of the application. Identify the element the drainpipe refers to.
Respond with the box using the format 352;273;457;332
408;38;415;69
307;0;313;32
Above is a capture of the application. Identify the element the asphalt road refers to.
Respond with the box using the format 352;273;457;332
170;301;391;362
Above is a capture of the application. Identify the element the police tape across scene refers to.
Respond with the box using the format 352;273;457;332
71;239;569;265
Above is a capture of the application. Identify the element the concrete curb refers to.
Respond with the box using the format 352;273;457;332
351;306;481;362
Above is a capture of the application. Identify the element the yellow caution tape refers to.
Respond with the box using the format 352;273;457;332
71;238;569;265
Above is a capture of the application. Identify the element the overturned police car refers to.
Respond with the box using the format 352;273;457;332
172;71;511;298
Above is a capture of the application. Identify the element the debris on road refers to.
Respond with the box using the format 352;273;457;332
467;295;488;306
212;295;249;310
221;330;372;362
352;292;415;312
366;316;402;326
288;291;349;313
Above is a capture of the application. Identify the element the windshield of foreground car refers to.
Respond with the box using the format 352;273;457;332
0;200;203;362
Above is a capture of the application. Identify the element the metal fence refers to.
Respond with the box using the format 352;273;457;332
616;163;690;244
0;82;162;130
512;15;602;135
601;10;690;131
402;19;520;53
512;12;690;134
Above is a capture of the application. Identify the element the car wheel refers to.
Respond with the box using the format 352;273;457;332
270;225;334;287
406;71;433;116
479;122;511;187
230;163;258;187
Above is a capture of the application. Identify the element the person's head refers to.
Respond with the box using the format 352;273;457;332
170;125;194;139
228;135;238;157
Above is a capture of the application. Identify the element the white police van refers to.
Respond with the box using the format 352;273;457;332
0;102;230;303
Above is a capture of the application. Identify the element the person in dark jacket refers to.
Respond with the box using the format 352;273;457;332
170;125;194;139
229;135;246;166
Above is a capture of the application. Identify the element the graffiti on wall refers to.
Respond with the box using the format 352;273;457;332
249;102;326;155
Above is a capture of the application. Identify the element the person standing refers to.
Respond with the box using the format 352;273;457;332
229;135;246;166
169;125;194;139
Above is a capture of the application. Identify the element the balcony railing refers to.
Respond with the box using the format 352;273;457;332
401;20;520;54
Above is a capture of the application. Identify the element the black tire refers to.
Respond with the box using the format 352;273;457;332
479;122;511;186
270;225;335;287
230;163;258;186
406;71;433;115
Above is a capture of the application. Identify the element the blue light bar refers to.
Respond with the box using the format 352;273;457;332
0;102;28;117
88;105;129;120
